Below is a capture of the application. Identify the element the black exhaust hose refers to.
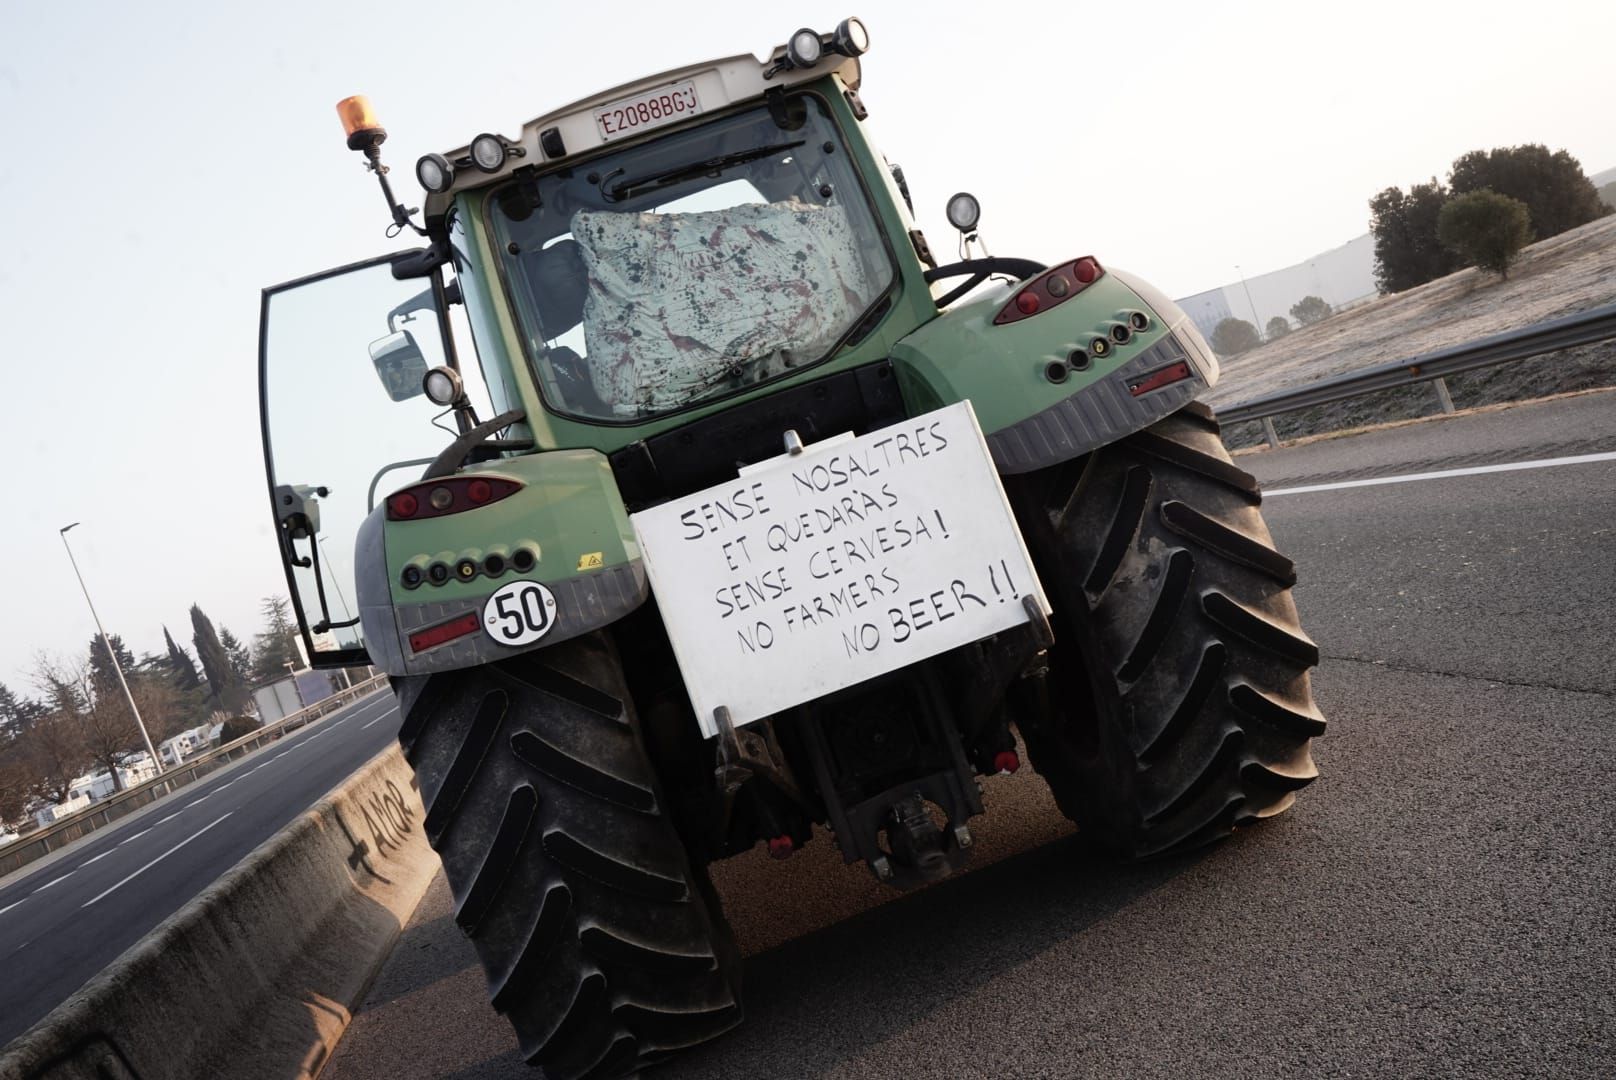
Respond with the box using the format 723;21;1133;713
422;409;528;480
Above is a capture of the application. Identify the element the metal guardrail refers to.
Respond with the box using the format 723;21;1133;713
0;675;391;879
1219;302;1616;446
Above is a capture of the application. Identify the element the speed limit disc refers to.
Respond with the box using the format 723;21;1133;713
483;580;559;646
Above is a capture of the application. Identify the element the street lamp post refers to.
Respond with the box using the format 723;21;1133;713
58;523;164;774
1235;265;1263;341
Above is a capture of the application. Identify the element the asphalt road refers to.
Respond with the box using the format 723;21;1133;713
328;391;1615;1079
0;688;402;1046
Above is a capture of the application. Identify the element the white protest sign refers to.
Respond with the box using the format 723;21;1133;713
631;401;1050;738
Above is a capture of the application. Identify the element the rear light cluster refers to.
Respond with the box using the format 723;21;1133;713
400;543;540;590
994;257;1104;326
387;476;522;521
1045;310;1156;384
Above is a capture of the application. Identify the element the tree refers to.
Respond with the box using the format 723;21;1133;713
220;627;253;686
217;714;259;745
87;633;136;715
0;683;47;824
0;682;45;736
1437;190;1533;280
0;748;28;824
253;596;302;684
1597;181;1615;212
1289;296;1332;326
16;709;84;806
1265;316;1292;339
163;626;202;691
192;604;248;713
1210;318;1261;357
24;658;92;805
40;652;140;792
1369;180;1460;293
1448;144;1607;241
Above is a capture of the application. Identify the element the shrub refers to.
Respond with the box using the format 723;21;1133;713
1437;190;1533;280
1210;318;1261;357
1290;296;1332;325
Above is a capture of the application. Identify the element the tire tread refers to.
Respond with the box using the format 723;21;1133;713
396;636;739;1079
1014;402;1325;859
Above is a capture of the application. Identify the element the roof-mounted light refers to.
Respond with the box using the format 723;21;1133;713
946;192;981;233
787;27;823;68
416;153;454;194
833;17;870;56
470;133;508;173
335;95;423;236
336;95;385;151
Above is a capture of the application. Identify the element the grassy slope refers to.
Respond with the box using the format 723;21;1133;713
1205;214;1616;446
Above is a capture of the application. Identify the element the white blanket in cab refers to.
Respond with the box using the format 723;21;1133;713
572;200;873;414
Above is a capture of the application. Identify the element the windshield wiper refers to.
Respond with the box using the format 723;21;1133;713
606;141;806;202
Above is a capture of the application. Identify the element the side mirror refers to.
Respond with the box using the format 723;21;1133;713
369;330;428;401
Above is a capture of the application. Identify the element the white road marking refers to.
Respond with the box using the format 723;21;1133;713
155;811;182;826
82;812;234;908
34;873;74;892
116;828;153;847
361;715;388;730
1264;451;1616;497
0;898;26;917
82;849;113;867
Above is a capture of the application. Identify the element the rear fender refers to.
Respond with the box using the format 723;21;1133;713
356;449;644;676
890;266;1219;473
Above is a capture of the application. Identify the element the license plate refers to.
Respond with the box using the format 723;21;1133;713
594;80;703;143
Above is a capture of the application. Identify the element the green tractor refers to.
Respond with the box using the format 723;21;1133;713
260;18;1324;1078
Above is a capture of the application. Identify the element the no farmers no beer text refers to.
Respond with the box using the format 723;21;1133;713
632;403;1047;733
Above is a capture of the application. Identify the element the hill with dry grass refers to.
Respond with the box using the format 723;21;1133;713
1205;214;1616;443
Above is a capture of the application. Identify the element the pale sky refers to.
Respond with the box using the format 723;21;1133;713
3;0;1612;693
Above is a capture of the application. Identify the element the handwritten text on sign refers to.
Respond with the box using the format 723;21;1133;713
632;402;1050;738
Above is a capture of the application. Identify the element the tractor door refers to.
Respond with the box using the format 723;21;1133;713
258;253;457;668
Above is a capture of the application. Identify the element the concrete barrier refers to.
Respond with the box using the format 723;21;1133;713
0;744;437;1080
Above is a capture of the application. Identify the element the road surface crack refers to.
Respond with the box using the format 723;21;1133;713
1319;652;1616;700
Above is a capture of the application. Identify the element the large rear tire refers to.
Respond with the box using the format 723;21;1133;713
1011;401;1326;858
393;633;741;1079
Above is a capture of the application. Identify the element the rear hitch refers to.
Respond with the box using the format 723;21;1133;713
794;668;985;889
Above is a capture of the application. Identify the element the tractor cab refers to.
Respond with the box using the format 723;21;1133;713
259;18;936;668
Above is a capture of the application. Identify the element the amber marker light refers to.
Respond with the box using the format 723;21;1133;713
336;95;386;150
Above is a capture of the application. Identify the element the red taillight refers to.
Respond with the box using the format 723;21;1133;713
386;475;522;521
994;256;1105;326
408;612;480;653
